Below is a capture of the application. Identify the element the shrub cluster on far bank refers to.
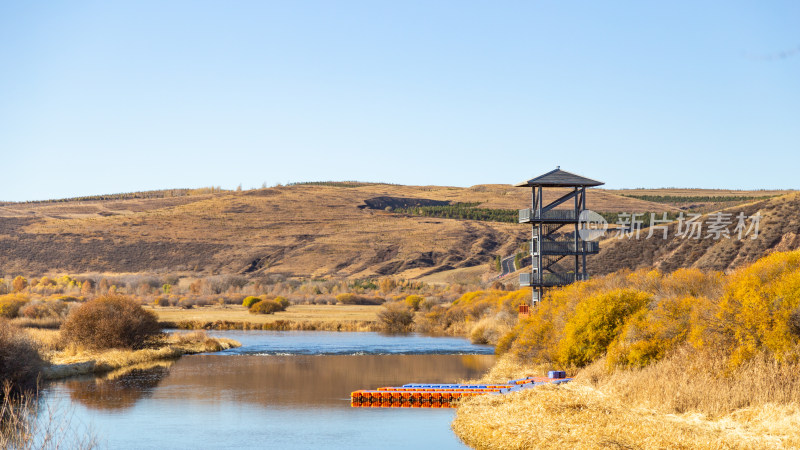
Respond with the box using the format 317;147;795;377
0;293;78;325
242;296;261;308
378;303;414;332
335;293;384;305
373;291;527;341
248;296;290;315
1;272;458;310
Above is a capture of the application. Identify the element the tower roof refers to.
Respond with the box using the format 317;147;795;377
514;167;604;188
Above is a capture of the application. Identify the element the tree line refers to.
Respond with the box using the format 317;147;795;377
621;194;775;204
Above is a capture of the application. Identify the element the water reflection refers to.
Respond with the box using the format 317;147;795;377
65;361;173;411
60;354;495;411
46;332;494;449
168;354;494;407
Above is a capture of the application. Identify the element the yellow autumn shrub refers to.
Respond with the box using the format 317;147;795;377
404;295;424;311
718;250;800;366
450;289;529;320
0;294;30;318
660;267;725;298
488;250;800;371
606;295;696;369
500;275;626;361
557;289;651;367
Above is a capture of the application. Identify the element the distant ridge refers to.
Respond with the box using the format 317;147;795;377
0;183;791;281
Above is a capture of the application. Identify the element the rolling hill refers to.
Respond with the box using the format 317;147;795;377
0;182;793;282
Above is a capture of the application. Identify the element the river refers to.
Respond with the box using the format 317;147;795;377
41;331;495;449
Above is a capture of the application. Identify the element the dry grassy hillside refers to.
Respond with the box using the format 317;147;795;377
0;182;789;280
589;192;800;274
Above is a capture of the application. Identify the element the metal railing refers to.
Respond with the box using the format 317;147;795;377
520;272;587;287
519;209;578;223
530;240;599;254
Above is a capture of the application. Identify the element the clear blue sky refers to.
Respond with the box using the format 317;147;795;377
1;1;798;201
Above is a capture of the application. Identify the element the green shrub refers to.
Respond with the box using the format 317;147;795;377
61;295;162;350
249;300;285;315
242;296;261;308
0;318;43;396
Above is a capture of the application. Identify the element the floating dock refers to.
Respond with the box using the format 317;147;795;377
351;371;571;408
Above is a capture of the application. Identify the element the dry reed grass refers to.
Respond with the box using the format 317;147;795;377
462;353;554;384
0;320;43;396
469;314;514;345
10;317;63;329
0;383;98;449
453;353;800;449
22;328;62;352
452;382;799;449
580;345;800;417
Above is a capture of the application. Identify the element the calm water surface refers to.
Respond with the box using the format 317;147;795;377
43;331;495;449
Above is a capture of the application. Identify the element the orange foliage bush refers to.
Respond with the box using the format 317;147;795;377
378;302;414;332
274;296;290;309
450;290;529;319
249;299;286;315
61;295;162;350
11;276;28;293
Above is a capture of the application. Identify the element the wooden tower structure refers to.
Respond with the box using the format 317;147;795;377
515;167;604;304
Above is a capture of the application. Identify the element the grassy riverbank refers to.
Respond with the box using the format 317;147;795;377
149;304;381;331
24;328;240;380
